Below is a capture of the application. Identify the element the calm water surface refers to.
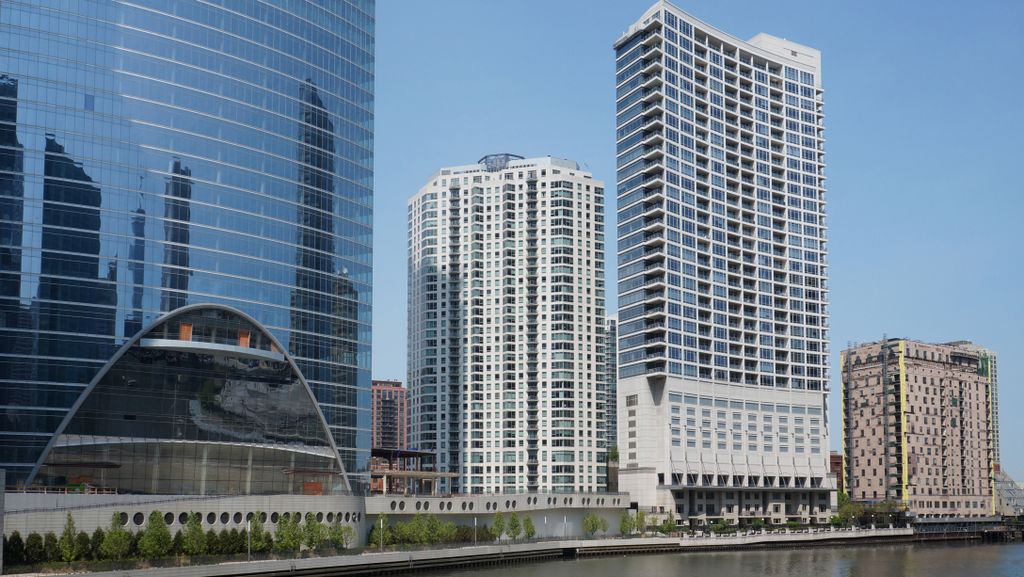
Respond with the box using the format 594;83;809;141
409;542;1024;577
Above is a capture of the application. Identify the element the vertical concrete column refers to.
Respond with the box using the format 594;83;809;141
150;445;161;493
245;448;253;495
289;453;296;494
200;445;208;496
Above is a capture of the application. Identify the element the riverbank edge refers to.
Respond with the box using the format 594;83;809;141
19;526;988;577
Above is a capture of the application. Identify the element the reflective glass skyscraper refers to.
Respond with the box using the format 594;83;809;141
0;1;373;485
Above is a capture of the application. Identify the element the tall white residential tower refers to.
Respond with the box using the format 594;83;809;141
615;2;833;524
408;154;607;494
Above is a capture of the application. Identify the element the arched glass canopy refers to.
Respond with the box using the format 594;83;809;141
31;305;349;496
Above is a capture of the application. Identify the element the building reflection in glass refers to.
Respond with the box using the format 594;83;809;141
35;136;117;358
124;204;146;337
290;80;363;479
0;1;373;483
0;74;24;302
0;74;34;443
160;160;191;313
34;306;347;496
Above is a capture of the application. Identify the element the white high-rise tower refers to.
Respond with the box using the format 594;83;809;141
615;2;833;524
408;154;607;494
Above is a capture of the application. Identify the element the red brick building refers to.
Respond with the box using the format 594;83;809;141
371;380;409;493
372;380;408;450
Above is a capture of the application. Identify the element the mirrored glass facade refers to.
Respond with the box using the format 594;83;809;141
0;0;374;485
36;306;346;496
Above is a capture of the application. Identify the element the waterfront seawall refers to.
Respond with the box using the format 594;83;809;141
41;527;916;577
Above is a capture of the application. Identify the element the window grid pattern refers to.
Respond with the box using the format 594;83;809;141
0;0;373;483
615;9;828;391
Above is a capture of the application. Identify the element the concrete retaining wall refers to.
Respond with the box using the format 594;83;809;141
3;492;628;545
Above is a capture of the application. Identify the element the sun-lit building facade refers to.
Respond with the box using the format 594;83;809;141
614;1;832;525
408;154;607;494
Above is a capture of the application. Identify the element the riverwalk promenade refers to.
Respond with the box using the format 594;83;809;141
43;526;916;577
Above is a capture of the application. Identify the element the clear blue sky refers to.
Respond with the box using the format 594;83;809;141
373;0;1024;478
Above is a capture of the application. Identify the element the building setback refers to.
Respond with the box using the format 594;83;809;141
614;1;832;525
408;154;607;494
841;339;997;518
372;380;409;451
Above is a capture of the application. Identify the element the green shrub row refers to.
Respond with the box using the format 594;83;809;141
369;510;603;548
2;510;355;567
369;513;493;547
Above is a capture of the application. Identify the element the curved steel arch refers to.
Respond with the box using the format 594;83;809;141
27;303;351;492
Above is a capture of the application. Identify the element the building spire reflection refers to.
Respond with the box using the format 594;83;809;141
35;135;117;356
160;159;192;312
125;197;146;336
291;80;338;365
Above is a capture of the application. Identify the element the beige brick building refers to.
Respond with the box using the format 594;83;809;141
841;339;996;518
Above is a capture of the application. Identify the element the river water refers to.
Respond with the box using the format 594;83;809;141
409;542;1024;577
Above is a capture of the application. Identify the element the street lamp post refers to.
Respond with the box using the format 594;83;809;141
474;516;477;546
246;518;251;562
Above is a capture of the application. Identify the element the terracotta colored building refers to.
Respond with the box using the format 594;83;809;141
830;451;844;495
841;339;996;518
372;380;408;451
370;380;409;493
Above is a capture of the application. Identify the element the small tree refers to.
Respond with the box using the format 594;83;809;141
599;515;609;535
439;520;458;543
205;529;220;554
138;511;173;558
181;513;206;556
302;513;327;550
478;524;495;542
89;528;105;560
369;514;391;548
248;512;272;553
619;511;635;536
709;520;729;534
658;512;676;534
6;531;25;566
25;532;44;564
506;513;522;541
523;516;536;540
223;529;243;554
128;530;141;557
582;512;600;537
43;532;59;562
274;514;302;554
492;512;505;541
634;511;647;536
835;492;864;527
77;530;92;560
59;513;81;563
329;523;355;549
170;531;183;556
